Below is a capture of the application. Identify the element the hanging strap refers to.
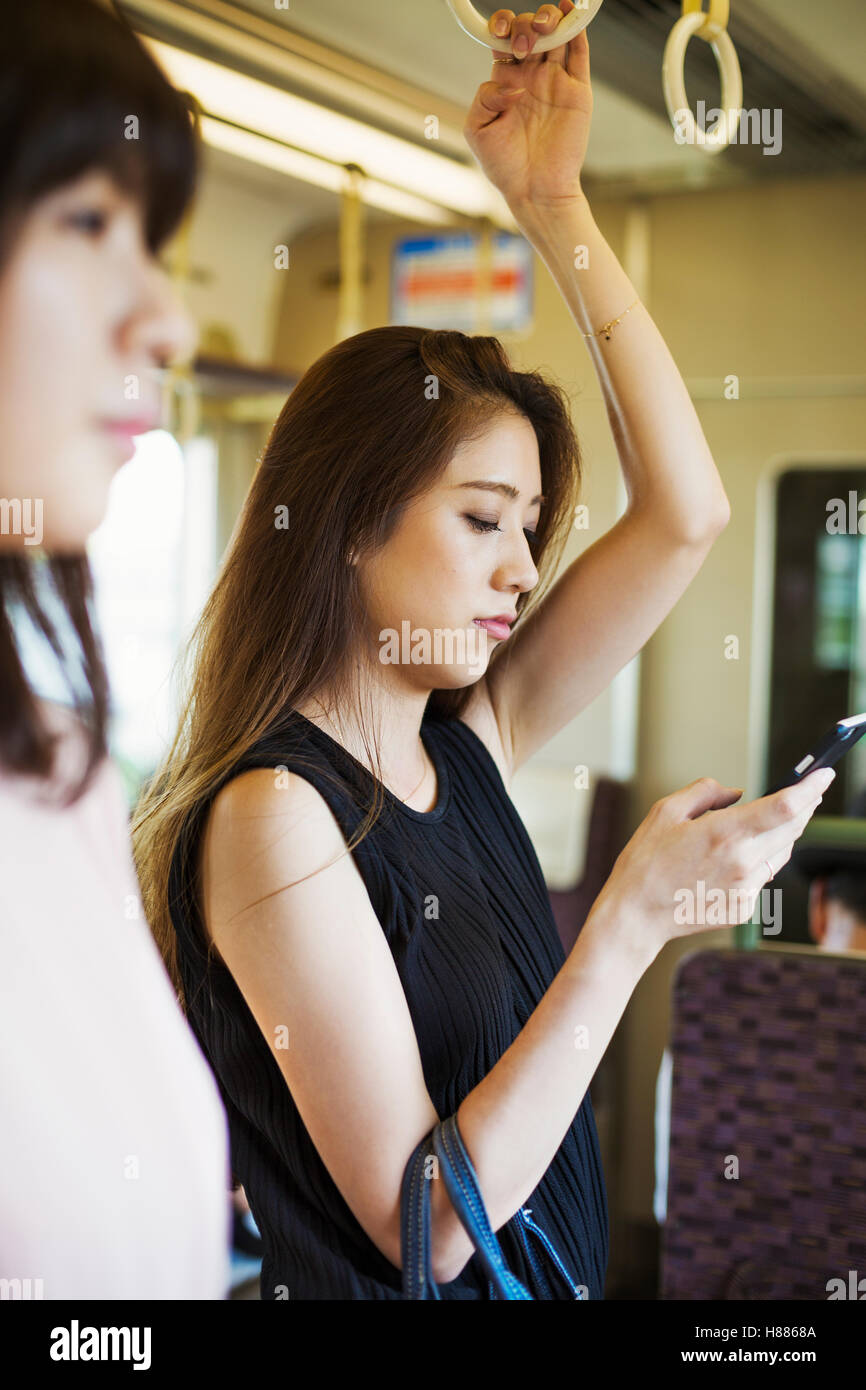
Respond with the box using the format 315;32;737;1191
400;1112;533;1299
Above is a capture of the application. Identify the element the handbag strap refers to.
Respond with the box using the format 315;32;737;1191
400;1112;532;1299
399;1130;441;1300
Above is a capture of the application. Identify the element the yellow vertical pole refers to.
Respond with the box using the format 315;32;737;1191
163;89;201;443
476;215;494;335
336;163;365;342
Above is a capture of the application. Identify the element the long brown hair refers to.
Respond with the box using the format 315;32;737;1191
0;0;197;804
133;325;581;1007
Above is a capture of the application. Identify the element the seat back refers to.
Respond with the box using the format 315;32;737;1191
659;946;866;1300
547;775;629;954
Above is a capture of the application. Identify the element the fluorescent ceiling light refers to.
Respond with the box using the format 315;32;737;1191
199;116;454;225
144;38;513;225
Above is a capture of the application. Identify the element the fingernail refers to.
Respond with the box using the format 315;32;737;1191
514;35;529;54
494;18;508;36
816;768;836;789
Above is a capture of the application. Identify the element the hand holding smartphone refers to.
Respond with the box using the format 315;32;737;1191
764;712;866;796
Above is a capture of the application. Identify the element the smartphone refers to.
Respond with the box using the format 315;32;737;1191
764;712;866;796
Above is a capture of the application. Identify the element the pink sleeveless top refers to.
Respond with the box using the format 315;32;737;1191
0;700;230;1298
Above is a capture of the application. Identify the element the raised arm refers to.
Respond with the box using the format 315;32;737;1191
465;4;730;771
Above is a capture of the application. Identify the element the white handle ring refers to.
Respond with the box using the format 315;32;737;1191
445;0;604;56
662;11;743;156
682;0;730;43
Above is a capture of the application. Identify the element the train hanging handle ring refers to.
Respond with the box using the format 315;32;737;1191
663;3;743;155
444;0;605;56
682;0;730;41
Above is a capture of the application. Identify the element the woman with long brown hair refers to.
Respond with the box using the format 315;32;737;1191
133;1;833;1299
0;0;230;1296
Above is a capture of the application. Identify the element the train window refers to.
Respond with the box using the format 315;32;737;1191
766;465;866;813
756;462;866;946
87;429;218;803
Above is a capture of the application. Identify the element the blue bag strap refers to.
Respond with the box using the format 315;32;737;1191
515;1207;587;1299
400;1130;440;1300
401;1116;532;1298
433;1114;532;1300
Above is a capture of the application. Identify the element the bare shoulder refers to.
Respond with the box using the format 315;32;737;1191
203;765;344;875
208;764;337;833
197;766;347;957
454;677;514;792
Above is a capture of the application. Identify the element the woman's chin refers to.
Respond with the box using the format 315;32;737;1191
43;492;113;551
430;663;490;690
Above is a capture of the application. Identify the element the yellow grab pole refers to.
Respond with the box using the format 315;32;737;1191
336;163;365;343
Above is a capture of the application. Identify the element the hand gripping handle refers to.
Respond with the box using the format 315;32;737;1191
444;0;604;56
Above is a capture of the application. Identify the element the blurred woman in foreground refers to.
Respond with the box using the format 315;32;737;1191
0;0;230;1297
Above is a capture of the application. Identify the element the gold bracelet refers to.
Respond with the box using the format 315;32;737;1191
580;298;641;342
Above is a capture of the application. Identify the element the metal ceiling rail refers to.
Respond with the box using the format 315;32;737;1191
116;0;471;159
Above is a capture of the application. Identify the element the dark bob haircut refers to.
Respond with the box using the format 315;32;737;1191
0;0;197;263
0;0;199;804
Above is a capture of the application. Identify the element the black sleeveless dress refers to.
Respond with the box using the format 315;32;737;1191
168;703;609;1300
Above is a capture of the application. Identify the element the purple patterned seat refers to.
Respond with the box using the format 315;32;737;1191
659;947;866;1300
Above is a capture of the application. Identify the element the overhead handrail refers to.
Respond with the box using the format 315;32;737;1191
444;0;604;56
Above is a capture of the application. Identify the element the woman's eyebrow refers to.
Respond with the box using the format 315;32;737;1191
453;480;545;506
